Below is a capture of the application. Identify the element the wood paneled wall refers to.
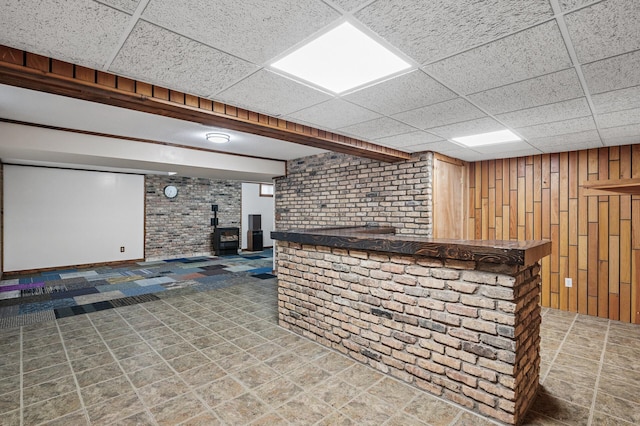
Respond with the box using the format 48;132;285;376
468;145;640;323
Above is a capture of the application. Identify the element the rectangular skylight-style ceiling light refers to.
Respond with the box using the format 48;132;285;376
271;22;411;94
452;129;522;147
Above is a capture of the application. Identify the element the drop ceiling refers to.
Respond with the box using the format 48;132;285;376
1;0;639;168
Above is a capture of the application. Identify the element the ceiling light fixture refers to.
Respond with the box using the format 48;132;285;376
271;22;411;94
206;133;231;144
167;172;177;176
452;129;522;147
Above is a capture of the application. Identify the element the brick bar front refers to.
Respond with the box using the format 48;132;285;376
272;227;551;425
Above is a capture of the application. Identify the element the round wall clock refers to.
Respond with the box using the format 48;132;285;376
163;185;178;199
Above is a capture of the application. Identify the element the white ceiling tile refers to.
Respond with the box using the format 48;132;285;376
355;0;553;64
287;99;380;130
470;140;537;155
216;70;332;117
526;130;602;149
420;140;469;153
583;50;640;94
592;86;640;114
402;140;463;154
434;148;476;161
393;98;485;130
559;0;599;12
477;147;542;159
538;140;604;153
601;134;640;146
344;70;457;115
142;0;339;64
374;131;443;148
427;117;507;139
597;108;640;129
468;69;584;114
95;0;140;13
0;0;131;69
338;117;417;140
402;144;432;154
424;21;571;94
600;123;640;139
110;21;257;99
495;98;591;128
454;153;488;161
565;0;640;64
516;116;596;139
327;0;371;12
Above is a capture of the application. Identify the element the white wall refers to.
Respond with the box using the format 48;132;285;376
241;183;274;250
3;165;144;271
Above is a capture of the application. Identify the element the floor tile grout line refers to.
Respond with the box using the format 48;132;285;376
446;410;464;426
147;291;355;423
586;318;610;426
86;312;161;425
167;294;312;422
540;312;578;384
119;297;240;423
54;319;91;425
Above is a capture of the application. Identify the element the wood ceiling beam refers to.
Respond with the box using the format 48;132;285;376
0;47;411;163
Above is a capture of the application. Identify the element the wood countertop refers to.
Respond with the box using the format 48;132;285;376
271;226;551;266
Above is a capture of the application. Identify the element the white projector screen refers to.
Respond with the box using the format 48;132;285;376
3;165;144;271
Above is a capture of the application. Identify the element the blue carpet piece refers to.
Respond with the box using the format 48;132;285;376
243;255;266;260
42;269;77;276
249;267;273;274
50;298;77;309
120;284;166;297
173;267;205;275
165;258;189;263
19;301;54;314
42;275;61;281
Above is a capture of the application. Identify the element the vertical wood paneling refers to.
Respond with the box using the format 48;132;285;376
468;145;640;323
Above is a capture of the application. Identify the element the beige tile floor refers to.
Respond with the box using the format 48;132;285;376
0;278;639;425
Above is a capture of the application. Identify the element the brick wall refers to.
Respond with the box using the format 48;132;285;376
145;176;241;259
276;241;541;425
275;152;433;236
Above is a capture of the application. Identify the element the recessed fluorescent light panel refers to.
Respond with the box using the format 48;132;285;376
452;129;522;147
271;22;411;94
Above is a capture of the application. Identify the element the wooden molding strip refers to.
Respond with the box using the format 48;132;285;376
0;46;411;163
582;178;640;196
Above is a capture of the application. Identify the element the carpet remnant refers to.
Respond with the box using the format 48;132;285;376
1;249;273;328
21;285;67;297
0;310;56;328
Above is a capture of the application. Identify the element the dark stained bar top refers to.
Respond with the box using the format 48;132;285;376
271;226;551;266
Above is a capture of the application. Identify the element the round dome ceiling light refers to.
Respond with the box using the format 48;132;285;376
206;132;231;144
